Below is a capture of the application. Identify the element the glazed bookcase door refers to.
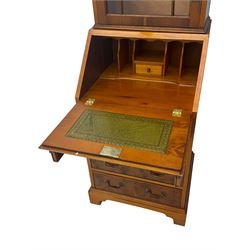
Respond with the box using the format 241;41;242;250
93;0;210;30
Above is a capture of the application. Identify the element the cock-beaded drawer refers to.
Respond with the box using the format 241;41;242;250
91;159;176;185
93;172;182;207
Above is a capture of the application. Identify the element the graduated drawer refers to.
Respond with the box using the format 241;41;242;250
91;160;176;185
135;63;163;76
93;172;181;207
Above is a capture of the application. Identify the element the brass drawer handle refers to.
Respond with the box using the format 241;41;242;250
105;180;123;189
149;171;164;177
104;162;116;168
145;188;167;199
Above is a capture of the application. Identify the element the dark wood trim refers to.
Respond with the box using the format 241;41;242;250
87;158;95;187
199;0;209;28
92;0;210;32
189;0;202;28
180;113;197;207
41;145;185;177
50;151;64;162
94;18;211;34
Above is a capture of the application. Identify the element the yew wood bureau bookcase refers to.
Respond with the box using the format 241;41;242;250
40;0;211;226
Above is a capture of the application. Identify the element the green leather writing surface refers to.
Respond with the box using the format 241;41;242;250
66;109;173;153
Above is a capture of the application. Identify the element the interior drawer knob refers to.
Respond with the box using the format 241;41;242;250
147;67;151;73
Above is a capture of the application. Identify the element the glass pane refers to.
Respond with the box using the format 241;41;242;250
123;0;173;16
174;0;190;16
107;0;122;14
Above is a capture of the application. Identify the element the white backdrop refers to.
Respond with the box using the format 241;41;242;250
0;1;250;249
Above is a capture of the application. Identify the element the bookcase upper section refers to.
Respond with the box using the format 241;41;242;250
93;0;211;33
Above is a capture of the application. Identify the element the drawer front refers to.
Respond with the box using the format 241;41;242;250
135;64;163;76
93;172;181;207
91;160;176;185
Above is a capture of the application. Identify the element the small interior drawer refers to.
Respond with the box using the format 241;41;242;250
135;64;163;76
93;172;181;207
91;159;176;185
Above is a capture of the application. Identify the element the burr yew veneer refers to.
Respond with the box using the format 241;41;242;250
40;0;211;226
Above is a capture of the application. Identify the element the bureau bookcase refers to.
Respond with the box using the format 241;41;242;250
40;0;211;226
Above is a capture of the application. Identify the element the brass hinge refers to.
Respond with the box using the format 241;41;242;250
172;109;182;118
85;98;95;106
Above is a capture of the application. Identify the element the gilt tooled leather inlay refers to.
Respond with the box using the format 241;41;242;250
66;109;173;153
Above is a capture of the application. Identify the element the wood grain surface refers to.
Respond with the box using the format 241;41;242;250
41;76;196;171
